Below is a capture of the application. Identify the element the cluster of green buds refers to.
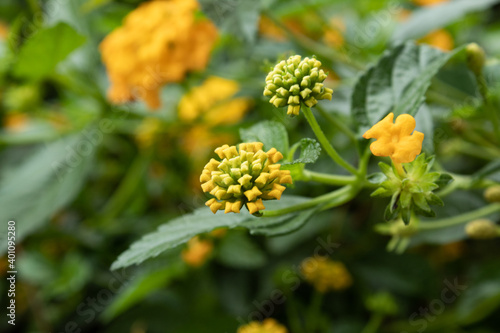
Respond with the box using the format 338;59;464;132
263;55;333;116
371;154;450;224
200;142;293;215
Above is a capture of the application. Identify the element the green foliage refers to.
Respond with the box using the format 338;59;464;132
0;134;95;254
392;0;500;43
13;22;86;80
372;155;446;224
351;42;459;132
240;120;289;153
111;195;311;270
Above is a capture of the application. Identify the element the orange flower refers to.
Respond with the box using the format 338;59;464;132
99;0;218;110
363;113;424;164
181;236;213;267
419;29;454;52
413;0;448;6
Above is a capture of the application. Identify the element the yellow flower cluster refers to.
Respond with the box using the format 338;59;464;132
237;318;288;333
200;142;292;214
363;113;424;164
99;0;218;110
181;236;214;267
301;258;352;293
178;76;251;126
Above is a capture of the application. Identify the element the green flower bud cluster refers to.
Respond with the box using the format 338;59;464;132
465;219;499;240
371;154;450;225
263;55;333;116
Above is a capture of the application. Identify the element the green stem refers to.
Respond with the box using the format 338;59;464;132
302;106;358;175
302;169;356;186
315;105;358;145
284;290;304;333
306;290;324;332
262;185;354;217
361;313;384;333
99;151;152;221
418;203;500;230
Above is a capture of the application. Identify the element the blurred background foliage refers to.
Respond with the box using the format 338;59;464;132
1;0;500;332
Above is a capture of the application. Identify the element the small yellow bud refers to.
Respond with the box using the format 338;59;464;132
484;185;500;203
466;43;486;76
465;219;499;239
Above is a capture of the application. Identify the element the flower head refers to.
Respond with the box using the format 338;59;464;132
363;113;424;164
301;258;352;293
237;318;288;333
99;0;217;109
200;142;292;215
181;236;213;267
484;185;500;203
264;55;333;116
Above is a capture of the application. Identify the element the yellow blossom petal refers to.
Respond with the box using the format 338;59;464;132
363;113;424;164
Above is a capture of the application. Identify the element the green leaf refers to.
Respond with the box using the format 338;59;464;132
102;259;187;322
392;0;500;44
456;280;500;325
0;134;95;254
240;120;289;154
284;138;321;165
474;159;500;180
241;199;318;236
216;230;267;269
280;163;305;181
351;42;459;132
111;195;310;269
199;0;261;43
13;22;86;80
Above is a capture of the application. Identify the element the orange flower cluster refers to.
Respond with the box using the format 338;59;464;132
363;113;424;164
99;0;218;110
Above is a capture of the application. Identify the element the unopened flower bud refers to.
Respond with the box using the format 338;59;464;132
465;219;499;239
264;55;333;116
466;43;486;76
484;185;500;203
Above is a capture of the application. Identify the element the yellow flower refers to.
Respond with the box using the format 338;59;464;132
363;113;424;164
200;142;292;214
178;76;251;126
237;318;288;333
301;258;352;293
99;0;218;110
323;18;345;50
3;113;29;132
0;21;8;40
418;29;454;52
181;236;213;267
